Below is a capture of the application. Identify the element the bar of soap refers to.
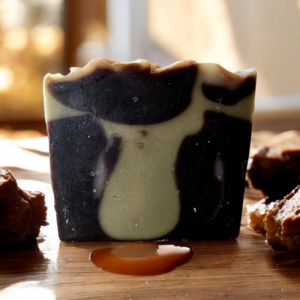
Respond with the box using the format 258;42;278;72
43;59;256;242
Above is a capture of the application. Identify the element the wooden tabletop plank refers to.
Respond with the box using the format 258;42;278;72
1;133;300;300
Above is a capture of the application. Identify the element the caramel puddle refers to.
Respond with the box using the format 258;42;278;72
90;243;193;276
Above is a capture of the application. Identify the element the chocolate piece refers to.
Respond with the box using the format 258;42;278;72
247;131;300;202
265;185;300;253
0;169;47;243
44;59;256;242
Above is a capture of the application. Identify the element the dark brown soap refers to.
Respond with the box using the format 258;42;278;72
49;64;198;125
45;60;256;242
202;64;256;105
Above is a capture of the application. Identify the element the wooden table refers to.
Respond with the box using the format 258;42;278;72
1;133;300;300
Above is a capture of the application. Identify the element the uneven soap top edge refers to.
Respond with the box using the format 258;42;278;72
44;58;257;85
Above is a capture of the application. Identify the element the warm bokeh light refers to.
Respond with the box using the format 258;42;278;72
148;0;300;98
0;66;14;91
3;26;28;51
148;0;243;71
31;25;64;57
0;0;65;121
0;0;26;30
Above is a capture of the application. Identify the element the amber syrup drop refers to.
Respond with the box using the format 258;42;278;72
90;243;193;276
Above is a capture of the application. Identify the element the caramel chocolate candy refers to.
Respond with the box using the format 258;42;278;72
246;198;275;234
0;169;47;243
43;59;256;242
247;131;300;202
265;185;300;253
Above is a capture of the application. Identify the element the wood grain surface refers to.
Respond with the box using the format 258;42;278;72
1;132;300;300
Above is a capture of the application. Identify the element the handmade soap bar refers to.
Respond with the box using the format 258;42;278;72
44;59;256;242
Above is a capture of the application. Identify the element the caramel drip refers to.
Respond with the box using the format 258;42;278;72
90;243;193;276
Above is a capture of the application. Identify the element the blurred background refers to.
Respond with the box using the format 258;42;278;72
0;0;300;137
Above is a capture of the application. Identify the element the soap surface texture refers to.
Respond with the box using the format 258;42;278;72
44;59;256;242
